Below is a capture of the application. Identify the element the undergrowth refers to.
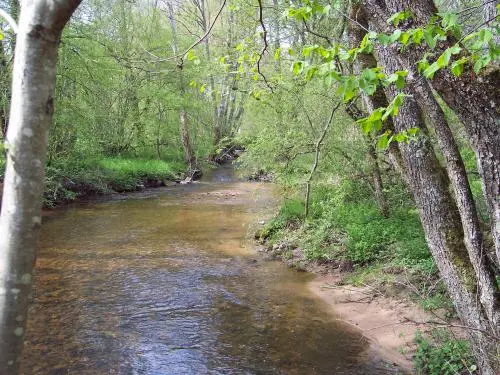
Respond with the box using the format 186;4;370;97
414;329;476;375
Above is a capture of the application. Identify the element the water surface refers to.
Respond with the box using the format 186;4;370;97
22;166;399;374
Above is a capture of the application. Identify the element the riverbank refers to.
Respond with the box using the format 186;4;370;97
0;156;190;208
254;234;478;375
309;273;431;372
257;245;432;373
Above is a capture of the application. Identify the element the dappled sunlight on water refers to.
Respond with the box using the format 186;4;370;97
21;166;398;374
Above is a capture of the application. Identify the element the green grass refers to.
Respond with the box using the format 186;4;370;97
43;156;185;206
257;179;445;308
96;157;184;190
1;154;186;206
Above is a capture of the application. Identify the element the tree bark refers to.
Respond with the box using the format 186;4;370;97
432;68;500;268
361;1;500;372
0;0;80;372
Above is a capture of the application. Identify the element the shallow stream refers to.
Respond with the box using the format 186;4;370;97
22;166;398;374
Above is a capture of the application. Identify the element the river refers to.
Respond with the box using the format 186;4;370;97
21;166;401;374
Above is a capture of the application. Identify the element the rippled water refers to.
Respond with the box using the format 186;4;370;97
21;166;399;374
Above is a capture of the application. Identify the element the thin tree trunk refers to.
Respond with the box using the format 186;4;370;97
366;142;389;217
196;0;220;146
167;1;195;170
0;0;80;372
305;102;340;217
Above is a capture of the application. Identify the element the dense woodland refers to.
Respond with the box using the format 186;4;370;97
0;0;499;373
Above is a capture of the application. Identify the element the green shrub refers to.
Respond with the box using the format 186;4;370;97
414;330;476;375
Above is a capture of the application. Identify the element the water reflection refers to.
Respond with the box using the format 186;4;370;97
22;168;397;374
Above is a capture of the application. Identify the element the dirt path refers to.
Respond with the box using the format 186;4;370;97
308;273;435;373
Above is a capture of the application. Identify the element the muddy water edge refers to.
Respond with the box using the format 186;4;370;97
21;165;404;374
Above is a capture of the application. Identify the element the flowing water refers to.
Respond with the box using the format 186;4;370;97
21;166;400;374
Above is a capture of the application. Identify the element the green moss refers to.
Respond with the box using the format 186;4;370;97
445;228;478;293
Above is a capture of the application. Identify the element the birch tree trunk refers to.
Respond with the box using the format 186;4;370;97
0;0;80;372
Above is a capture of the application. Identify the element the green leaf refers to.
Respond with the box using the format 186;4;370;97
359;78;377;95
302;44;318;58
423;62;440;79
305;66;318;80
337;76;358;102
399;32;411;46
407;127;420;137
358;34;374;53
473;54;491;73
389;29;402;43
377;33;391;45
186;50;197;61
383;93;407;120
424;26;437;49
357;108;384;134
385;70;408;89
450;57;467;77
393;132;408;142
274;47;281;61
292;61;304;75
387;10;413;27
436;49;452;68
412;28;424;44
377;131;393;149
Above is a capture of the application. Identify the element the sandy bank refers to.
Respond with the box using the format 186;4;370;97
308;273;436;373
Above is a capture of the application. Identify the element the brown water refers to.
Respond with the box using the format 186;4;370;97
21;166;399;374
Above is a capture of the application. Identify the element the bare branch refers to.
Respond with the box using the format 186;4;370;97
256;0;274;92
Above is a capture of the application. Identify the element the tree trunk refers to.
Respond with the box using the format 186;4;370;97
180;109;195;170
167;1;196;169
432;69;500;268
366;142;389;217
414;79;500;330
0;0;80;372
362;1;499;372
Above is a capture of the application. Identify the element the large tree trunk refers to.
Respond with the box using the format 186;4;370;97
432;68;500;268
361;1;499;372
0;0;80;372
